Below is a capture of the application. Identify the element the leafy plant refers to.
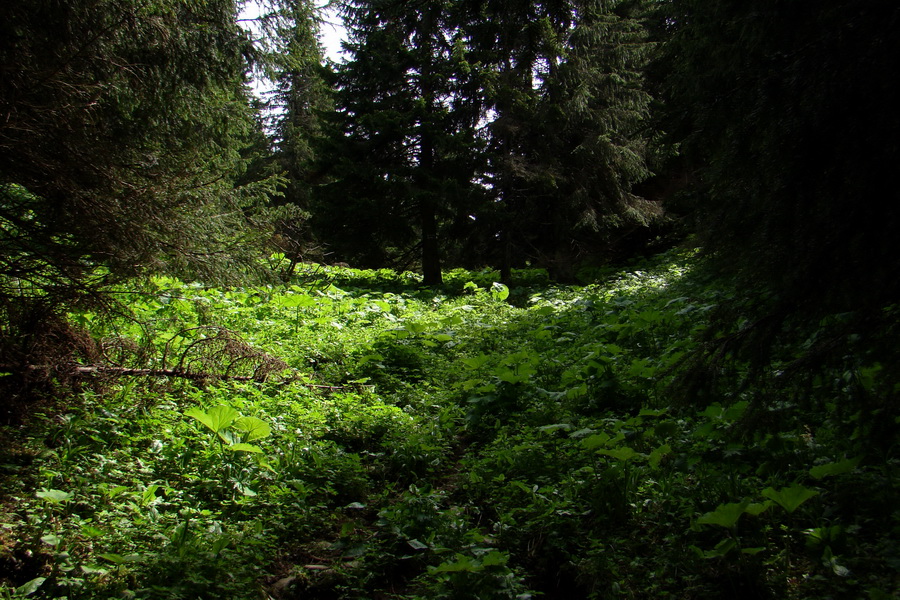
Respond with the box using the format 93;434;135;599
185;404;273;496
185;404;272;454
3;251;898;599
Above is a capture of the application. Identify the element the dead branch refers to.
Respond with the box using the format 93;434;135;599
0;362;363;392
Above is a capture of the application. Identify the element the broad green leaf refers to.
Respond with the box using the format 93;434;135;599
429;554;482;573
227;443;263;453
407;539;428;550
16;577;46;596
40;533;61;546
279;293;316;308
100;553;126;564
648;444;672;469
699;404;724;419
186;405;238;434
692;421;717;438
809;456;862;480
538;423;574;433
81;564;109;575
210;535;231;555
505;367;530;382
235;483;257;496
233;416;272;442
480;550;508;567
857;364;882;392
218;429;238;445
743;502;771;516
491;282;510;301
723;401;749;421
569;427;595;439
103;485;128;498
99;553;142;564
803;525;844;546
141;484;160;506
712;538;738;556
36;488;72;503
762;484;819;513
497;367;535;383
637;310;663;323
441;314;463;326
565;383;588;399
628;358;657;378
581;433;611;449
80;525;104;538
638;408;667;418
823;547;851;577
597;446;639;461
696;501;749;529
461;354;491;369
403;321;428;334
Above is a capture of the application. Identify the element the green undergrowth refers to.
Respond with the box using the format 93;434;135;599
1;249;897;599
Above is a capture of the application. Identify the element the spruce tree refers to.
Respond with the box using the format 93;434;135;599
0;0;280;388
318;0;484;284
533;0;657;278
456;0;560;279
256;0;333;265
459;0;658;280
315;0;658;280
656;0;900;432
0;0;277;294
657;0;900;313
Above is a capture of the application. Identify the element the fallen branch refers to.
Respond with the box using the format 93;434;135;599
0;363;368;393
73;365;260;381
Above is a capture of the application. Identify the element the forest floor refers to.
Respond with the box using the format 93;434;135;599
1;249;897;599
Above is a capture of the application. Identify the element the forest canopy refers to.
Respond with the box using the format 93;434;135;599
0;0;281;290
5;0;897;309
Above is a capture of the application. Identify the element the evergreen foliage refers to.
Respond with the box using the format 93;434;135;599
654;0;900;428
0;0;286;405
1;2;898;596
256;0;333;266
478;0;660;279
316;0;486;284
313;0;658;281
657;0;900;315
0;0;278;292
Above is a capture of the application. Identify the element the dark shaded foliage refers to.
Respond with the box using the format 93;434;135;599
0;0;282;295
657;0;900;314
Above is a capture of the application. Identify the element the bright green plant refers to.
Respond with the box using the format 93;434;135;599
185;404;272;454
3;250;897;599
185;404;273;496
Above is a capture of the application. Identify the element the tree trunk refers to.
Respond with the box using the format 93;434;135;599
420;193;442;286
417;6;443;287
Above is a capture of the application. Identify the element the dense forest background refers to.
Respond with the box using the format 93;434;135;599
4;0;899;306
1;0;899;598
